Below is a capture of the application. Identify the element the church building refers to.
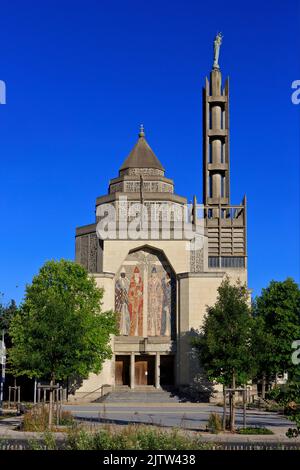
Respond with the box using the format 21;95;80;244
73;40;247;401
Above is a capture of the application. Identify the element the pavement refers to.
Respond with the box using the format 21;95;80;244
0;402;299;448
63;402;296;438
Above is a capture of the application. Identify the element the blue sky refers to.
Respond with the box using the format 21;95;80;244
0;0;299;305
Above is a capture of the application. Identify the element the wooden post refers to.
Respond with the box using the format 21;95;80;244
55;383;60;426
48;380;53;429
231;372;236;432
56;390;59;426
13;378;16;405
228;391;232;431
37;383;41;404
222;385;226;431
243;390;246;429
60;387;63;422
34;379;37;404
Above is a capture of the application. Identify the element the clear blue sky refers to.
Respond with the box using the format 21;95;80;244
0;0;299;305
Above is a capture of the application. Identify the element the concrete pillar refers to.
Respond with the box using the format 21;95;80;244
130;353;135;389
212;173;221;198
155;353;160;389
212;139;221;164
211;69;221;95
211;104;221;129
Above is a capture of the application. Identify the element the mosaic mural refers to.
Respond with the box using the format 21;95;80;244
115;248;175;337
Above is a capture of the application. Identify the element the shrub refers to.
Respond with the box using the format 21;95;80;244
286;427;299;438
267;382;300;407
59;411;74;426
23;405;49;432
22;405;74;431
286;410;300;438
206;412;222;434
66;425;213;450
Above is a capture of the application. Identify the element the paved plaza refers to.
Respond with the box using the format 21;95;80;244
64;402;293;434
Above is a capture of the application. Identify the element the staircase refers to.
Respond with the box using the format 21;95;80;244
100;387;183;403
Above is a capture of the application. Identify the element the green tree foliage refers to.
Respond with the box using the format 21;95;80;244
192;277;253;387
8;260;118;381
0;297;18;348
250;314;275;398
253;278;300;381
192;277;253;431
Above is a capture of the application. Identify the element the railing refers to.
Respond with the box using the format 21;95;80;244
74;384;111;402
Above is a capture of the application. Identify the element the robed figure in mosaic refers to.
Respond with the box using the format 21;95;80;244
148;266;163;336
161;272;171;336
128;266;143;336
115;267;130;335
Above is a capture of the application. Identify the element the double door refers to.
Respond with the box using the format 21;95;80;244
135;355;155;385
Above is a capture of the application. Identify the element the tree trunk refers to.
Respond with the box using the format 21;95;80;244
261;372;266;399
222;385;226;431
230;371;236;432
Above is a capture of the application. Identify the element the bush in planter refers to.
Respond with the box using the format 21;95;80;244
207;413;222;434
23;405;74;431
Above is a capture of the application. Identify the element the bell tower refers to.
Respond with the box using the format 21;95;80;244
202;34;247;271
203;32;230;209
203;68;230;207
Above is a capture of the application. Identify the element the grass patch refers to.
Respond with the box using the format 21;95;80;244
237;427;274;435
65;425;214;450
23;405;74;431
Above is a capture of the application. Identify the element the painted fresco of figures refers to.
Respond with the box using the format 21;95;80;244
128;266;143;336
161;272;171;336
115;267;130;335
148;266;163;336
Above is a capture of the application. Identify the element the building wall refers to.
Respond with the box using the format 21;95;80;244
102;240;190;275
71;238;247;401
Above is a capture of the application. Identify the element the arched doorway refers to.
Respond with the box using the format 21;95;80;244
114;247;176;388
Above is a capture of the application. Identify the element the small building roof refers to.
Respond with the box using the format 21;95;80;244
120;126;164;171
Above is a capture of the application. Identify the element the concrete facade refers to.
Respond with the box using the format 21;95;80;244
72;62;247;402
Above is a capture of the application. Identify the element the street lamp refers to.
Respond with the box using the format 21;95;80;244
0;330;6;415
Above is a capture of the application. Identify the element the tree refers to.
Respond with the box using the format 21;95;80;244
192;277;253;431
253;278;300;391
0;298;18;348
8;259;118;385
250;314;275;399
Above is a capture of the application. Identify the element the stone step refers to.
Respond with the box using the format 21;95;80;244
101;388;183;403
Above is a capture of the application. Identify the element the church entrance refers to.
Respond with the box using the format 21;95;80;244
135;355;155;386
115;355;130;386
160;355;175;387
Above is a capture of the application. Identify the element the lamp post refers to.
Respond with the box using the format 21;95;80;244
0;330;6;415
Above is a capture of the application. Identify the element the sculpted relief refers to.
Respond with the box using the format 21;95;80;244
115;249;175;338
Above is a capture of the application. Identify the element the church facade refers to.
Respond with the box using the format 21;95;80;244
73;55;247;401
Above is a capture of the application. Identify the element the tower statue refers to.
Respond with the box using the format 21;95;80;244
213;32;223;69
